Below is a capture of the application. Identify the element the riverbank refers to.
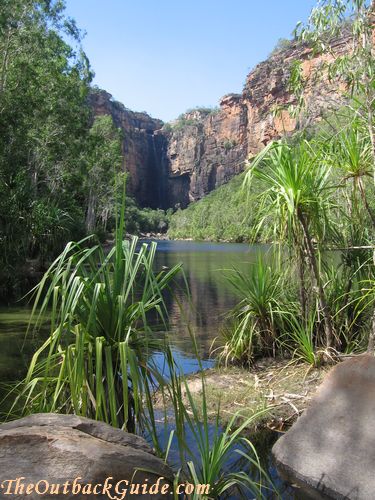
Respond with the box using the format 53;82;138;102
156;359;328;432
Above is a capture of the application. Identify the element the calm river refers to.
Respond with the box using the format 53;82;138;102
0;239;271;382
0;239;294;498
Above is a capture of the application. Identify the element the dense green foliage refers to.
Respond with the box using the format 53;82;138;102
0;1;170;301
219;119;375;365
217;0;375;365
0;0;92;298
125;197;172;235
83;115;123;234
168;174;256;242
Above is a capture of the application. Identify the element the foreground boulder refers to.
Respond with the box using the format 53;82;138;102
0;413;173;499
273;354;375;499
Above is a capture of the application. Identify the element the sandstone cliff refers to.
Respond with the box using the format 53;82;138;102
162;97;247;206
91;35;349;209
163;35;349;207
89;89;167;208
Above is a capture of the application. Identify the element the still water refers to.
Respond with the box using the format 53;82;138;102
0;240;293;498
151;239;271;363
0;240;271;383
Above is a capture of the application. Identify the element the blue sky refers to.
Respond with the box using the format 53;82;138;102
65;0;317;122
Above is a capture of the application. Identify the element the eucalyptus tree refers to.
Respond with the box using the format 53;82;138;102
83;115;123;233
0;0;92;298
292;0;375;178
244;140;337;349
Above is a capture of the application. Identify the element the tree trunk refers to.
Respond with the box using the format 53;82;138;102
85;188;96;233
298;210;335;349
367;308;375;353
298;246;307;322
358;178;375;229
367;249;375;353
293;230;308;321
0;28;12;94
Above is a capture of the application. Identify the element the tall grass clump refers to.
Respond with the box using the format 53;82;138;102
281;313;317;366
163;339;279;499
176;380;278;498
216;256;293;366
10;186;181;442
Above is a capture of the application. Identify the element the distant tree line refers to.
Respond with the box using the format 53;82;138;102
0;0;168;301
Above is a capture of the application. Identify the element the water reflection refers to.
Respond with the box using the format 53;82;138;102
0;242;273;382
0;308;50;410
0;241;293;497
0;241;273;391
148;239;271;359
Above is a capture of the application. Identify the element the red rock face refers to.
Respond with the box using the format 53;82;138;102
164;96;248;207
162;35;349;207
89;90;167;208
243;35;350;156
90;35;349;209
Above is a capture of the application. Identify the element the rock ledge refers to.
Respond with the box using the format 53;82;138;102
0;413;172;499
273;355;375;499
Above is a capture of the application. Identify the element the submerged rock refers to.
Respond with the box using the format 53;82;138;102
272;354;375;499
0;413;172;499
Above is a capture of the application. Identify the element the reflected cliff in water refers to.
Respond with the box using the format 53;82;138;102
0;240;272;394
148;240;271;359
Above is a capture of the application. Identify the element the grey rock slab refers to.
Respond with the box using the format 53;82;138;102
272;354;375;499
0;413;173;499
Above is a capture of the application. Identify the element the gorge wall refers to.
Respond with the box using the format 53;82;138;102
89;90;168;209
91;35;349;209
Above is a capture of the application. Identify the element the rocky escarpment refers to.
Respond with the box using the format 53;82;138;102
162;96;247;206
163;35;349;207
91;35;349;209
89;89;168;209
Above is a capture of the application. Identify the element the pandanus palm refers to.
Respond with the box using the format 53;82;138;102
330;123;375;228
11;194;182;444
218;256;288;365
244;140;337;349
328;123;375;350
